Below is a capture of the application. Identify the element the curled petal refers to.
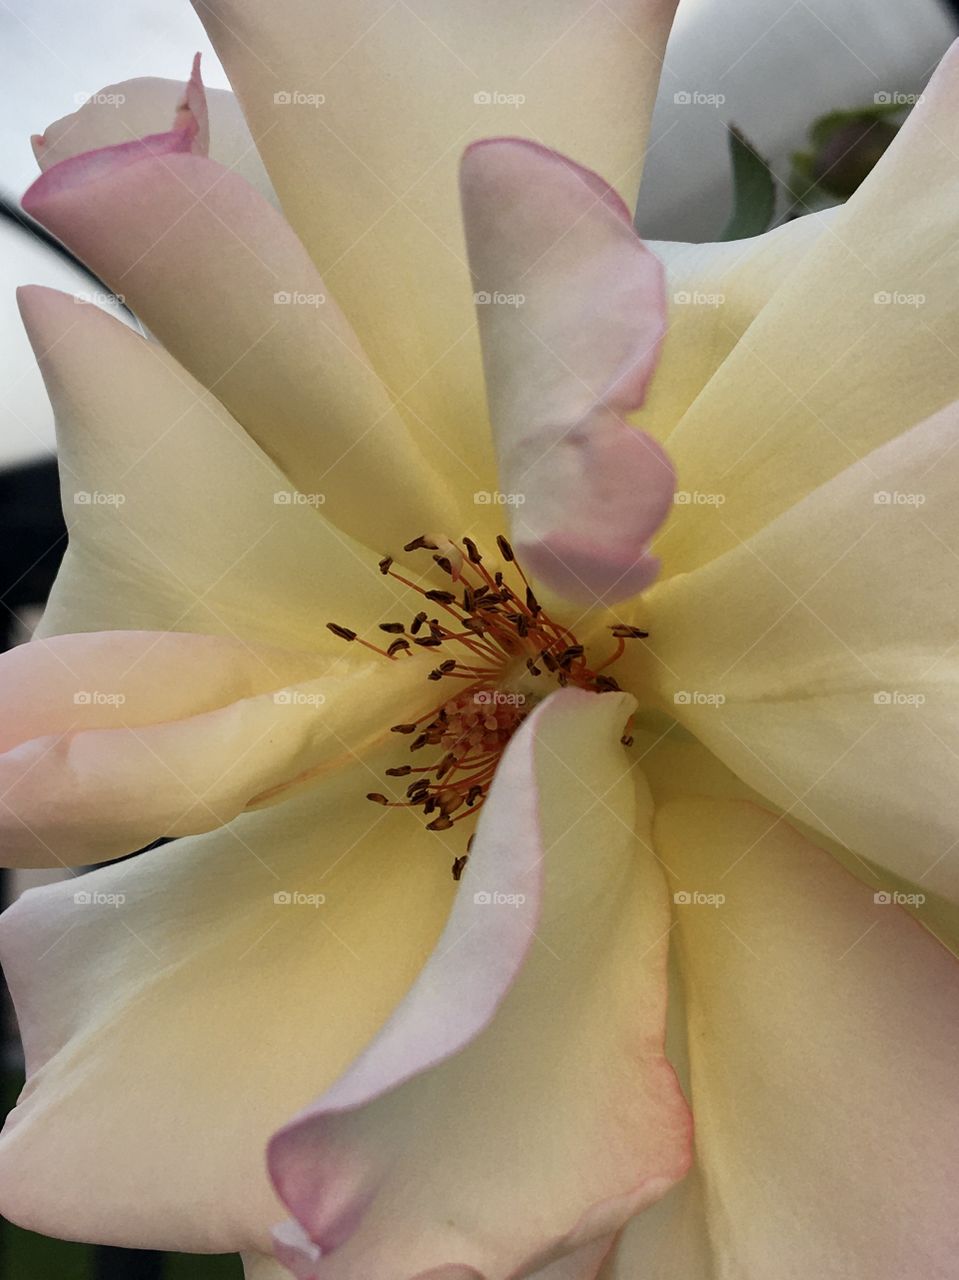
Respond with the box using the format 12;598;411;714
460;140;674;606
268;688;691;1278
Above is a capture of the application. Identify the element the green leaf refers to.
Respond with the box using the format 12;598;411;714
718;125;777;241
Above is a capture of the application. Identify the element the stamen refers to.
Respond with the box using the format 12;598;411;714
329;536;648;877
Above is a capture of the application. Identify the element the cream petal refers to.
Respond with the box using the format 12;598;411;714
460;140;674;606
19;286;401;647
33;74;276;204
22;138;458;562
644;209;835;448
190;0;679;474
654;798;959;1278
648;399;959;903
268;689;691;1279
0;629;436;867
662;40;959;574
0;773;457;1252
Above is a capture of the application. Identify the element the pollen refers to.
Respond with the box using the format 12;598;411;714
328;535;648;877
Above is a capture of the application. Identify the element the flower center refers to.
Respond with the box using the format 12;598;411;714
327;534;647;877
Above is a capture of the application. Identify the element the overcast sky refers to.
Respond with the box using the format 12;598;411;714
1;0;955;465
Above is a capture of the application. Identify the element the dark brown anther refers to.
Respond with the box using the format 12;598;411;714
439;659;457;673
559;645;585;663
620;735;634;747
379;622;406;633
386;765;413;776
326;622;357;642
378;556;393;575
403;535;436;552
387;638;411;657
466;785;484;805
557;672;569;687
411;734;429;751
434;555;454;576
423;796;438;815
525;587;541;614
462;586;476;612
494;571;504;586
610;624;649;639
427;669;443;681
425;589;456;605
414;635;442;648
463;617;488;635
410;611;427;635
525;659;542;677
595;675;621;692
540;650;558;672
427;814;454;831
366;793;389;805
463;536;482;564
391;723;418;734
451;854;469;880
496;535;515;562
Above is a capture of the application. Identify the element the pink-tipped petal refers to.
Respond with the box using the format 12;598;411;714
267;688;691;1278
22;112;456;563
173;53;209;155
460;139;675;607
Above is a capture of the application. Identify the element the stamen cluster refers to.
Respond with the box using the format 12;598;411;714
328;535;647;877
